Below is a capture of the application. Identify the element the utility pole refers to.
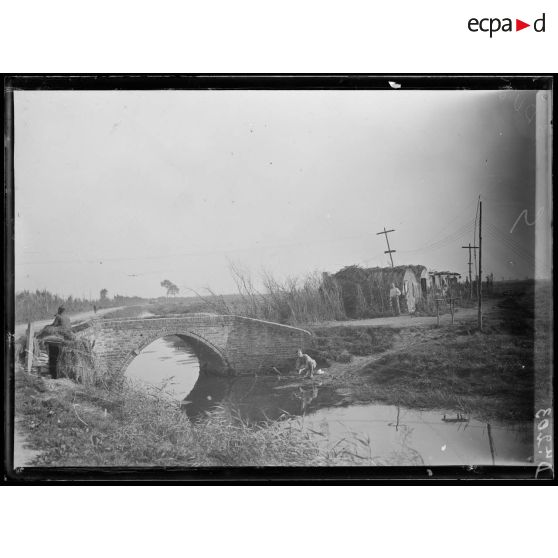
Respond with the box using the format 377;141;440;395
461;243;479;300
376;227;396;267
477;200;483;331
487;422;495;466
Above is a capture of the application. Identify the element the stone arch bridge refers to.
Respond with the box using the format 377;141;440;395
72;314;312;377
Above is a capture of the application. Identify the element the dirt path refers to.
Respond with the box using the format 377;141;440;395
315;302;492;329
13;417;42;468
322;326;444;379
14;306;125;337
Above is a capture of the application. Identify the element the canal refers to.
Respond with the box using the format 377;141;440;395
125;335;533;466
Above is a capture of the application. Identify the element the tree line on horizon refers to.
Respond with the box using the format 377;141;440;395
14;289;145;324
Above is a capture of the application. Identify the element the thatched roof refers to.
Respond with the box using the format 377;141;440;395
334;265;419;285
430;270;462;277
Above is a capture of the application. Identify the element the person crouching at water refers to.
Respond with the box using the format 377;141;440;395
389;283;401;316
296;349;317;378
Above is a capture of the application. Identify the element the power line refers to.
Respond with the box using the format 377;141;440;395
483;228;535;266
483;223;535;263
415;198;479;245
484;231;533;264
485;222;535;261
398;220;475;255
400;219;476;253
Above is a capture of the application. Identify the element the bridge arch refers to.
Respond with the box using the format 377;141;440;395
120;329;232;376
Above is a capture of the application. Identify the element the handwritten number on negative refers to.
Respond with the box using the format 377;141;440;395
535;408;552;419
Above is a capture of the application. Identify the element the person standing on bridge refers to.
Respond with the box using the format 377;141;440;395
389;283;401;316
296;349;317;379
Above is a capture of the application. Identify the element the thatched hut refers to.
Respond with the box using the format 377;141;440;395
332;265;422;317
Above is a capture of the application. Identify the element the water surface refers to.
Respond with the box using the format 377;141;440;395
125;335;200;399
302;403;532;466
125;336;533;466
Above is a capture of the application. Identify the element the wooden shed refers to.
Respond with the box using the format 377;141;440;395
429;271;462;294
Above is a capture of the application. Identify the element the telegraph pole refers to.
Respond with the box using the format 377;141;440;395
477;201;483;331
376;227;396;267
461;243;479;300
487;422;495;466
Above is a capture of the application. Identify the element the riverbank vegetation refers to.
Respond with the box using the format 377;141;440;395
360;323;534;421
181;265;347;326
15;368;376;467
225;264;346;325
131;267;346;326
352;289;539;422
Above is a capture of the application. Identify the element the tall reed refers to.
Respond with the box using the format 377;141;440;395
215;265;346;325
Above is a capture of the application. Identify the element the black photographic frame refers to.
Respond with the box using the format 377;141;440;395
3;73;555;485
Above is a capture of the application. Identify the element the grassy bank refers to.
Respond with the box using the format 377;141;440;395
310;325;400;364
355;294;537;422
14;370;371;467
359;326;533;421
284;286;541;424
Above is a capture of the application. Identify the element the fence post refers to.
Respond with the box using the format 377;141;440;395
451;298;455;325
26;321;34;374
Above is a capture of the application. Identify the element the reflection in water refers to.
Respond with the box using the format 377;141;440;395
294;384;320;415
442;413;469;423
125;335;200;399
182;376;331;421
126;337;533;467
303;404;532;466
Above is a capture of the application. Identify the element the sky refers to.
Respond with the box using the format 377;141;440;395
14;89;550;299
